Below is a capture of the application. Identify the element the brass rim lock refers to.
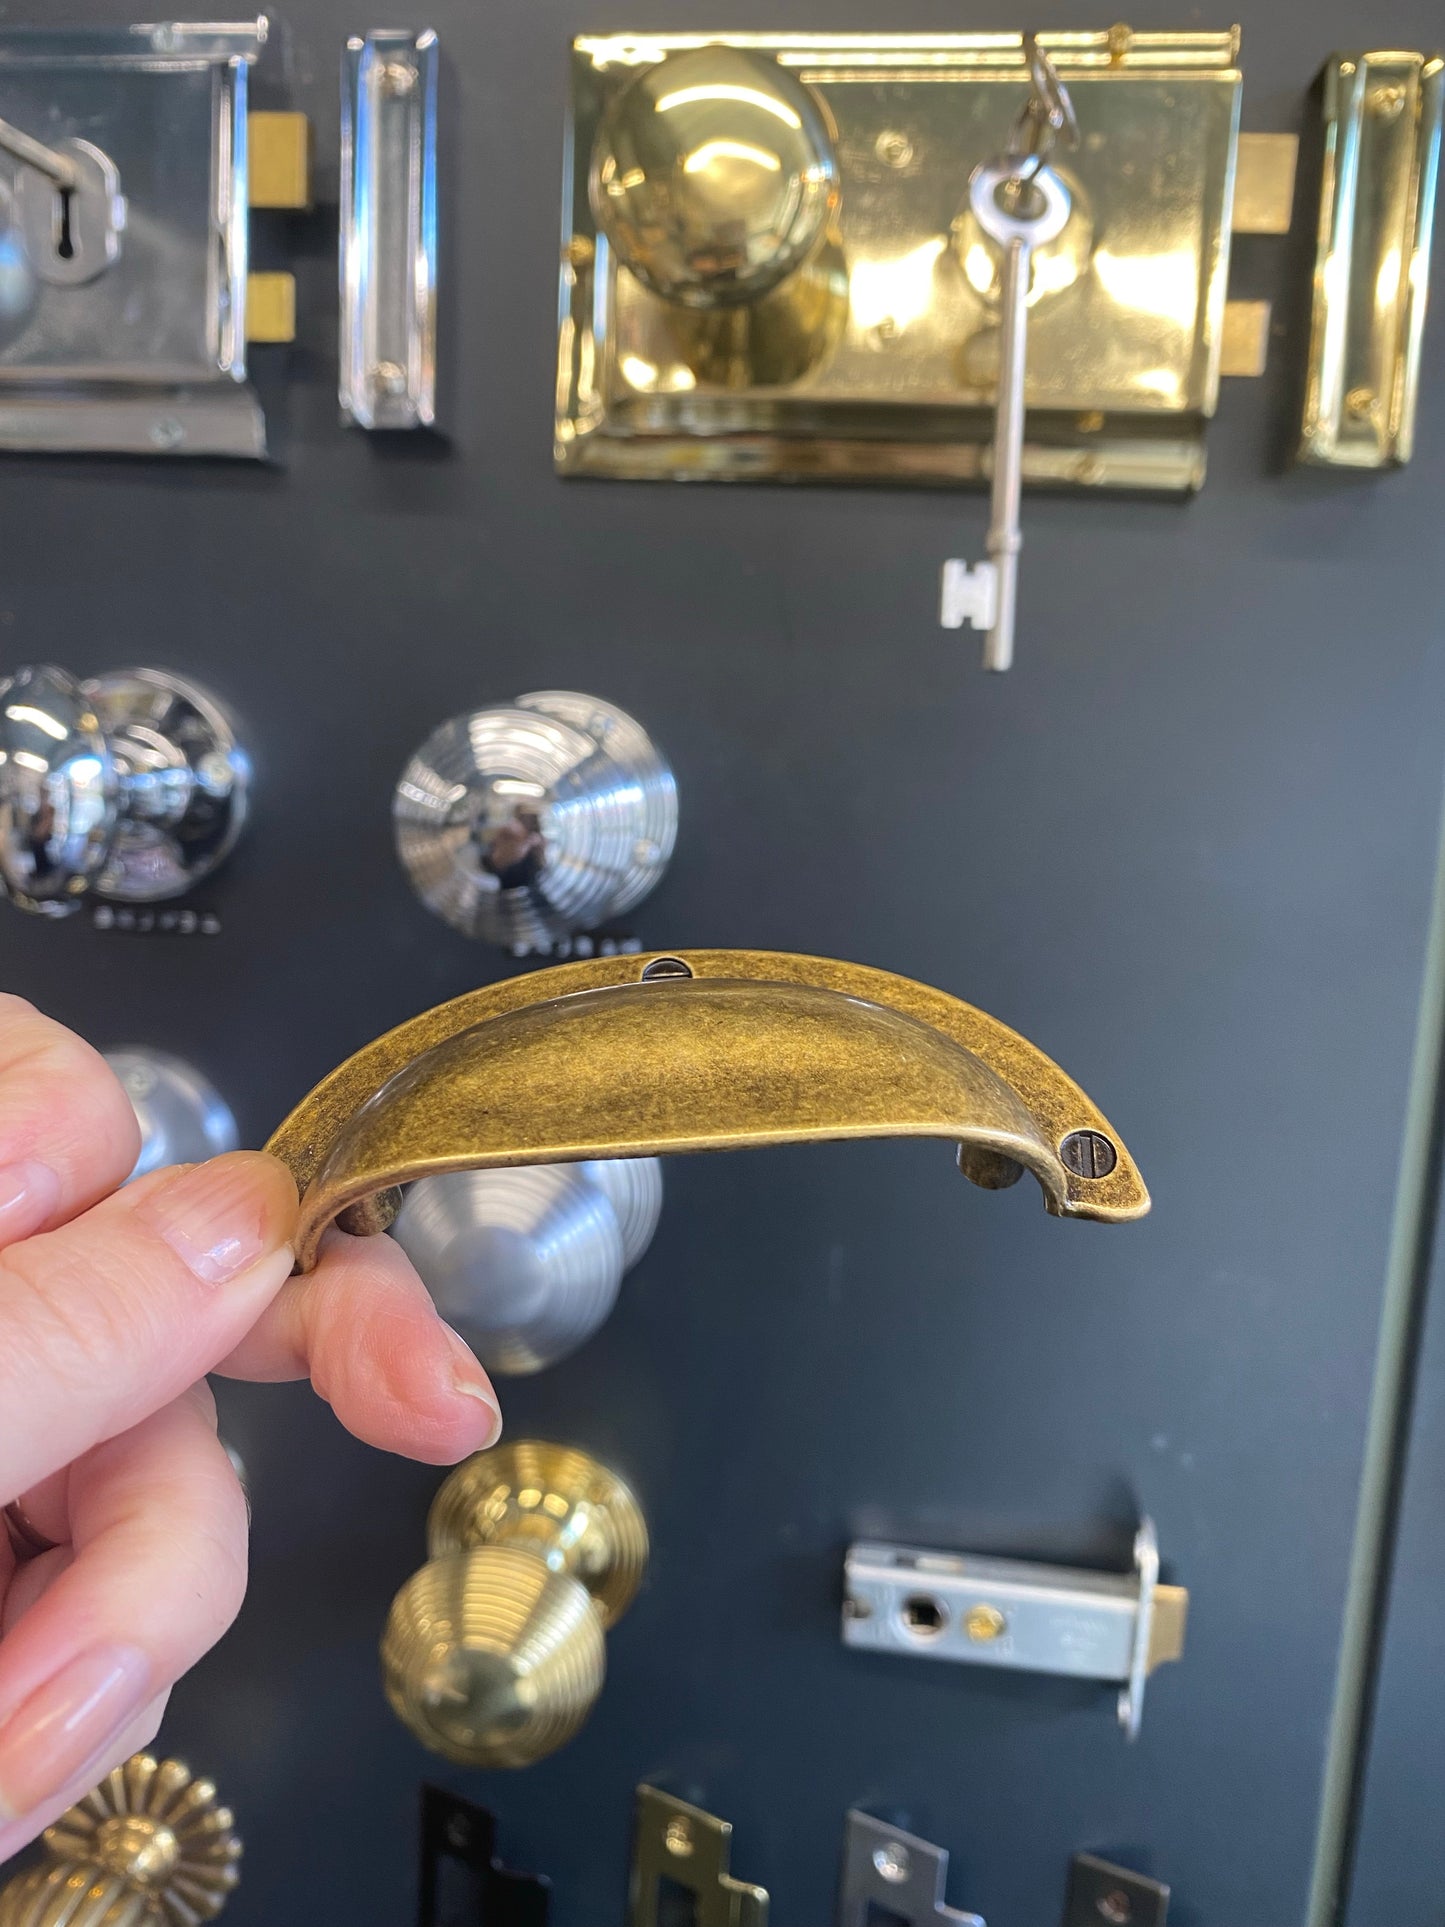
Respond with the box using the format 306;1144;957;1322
267;949;1149;1273
0;1753;241;1927
0;665;250;917
381;1441;648;1768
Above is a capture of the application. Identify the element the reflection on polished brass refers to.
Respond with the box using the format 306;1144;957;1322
629;1787;768;1927
0;1755;241;1927
246;111;312;210
244;273;296;346
1219;298;1272;377
592;45;839;309
266;951;1149;1273
1300;52;1443;468
559;30;1243;491
1230;132;1298;235
381;1442;647;1768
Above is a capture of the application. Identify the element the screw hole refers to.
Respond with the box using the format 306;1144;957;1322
899;1594;946;1638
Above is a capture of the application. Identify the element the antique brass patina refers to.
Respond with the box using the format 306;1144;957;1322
557;28;1244;491
268;949;1149;1273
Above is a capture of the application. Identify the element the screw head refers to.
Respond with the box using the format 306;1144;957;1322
875;130;914;168
873;1843;911;1884
371;360;409;397
149;416;185;450
664;1818;694;1858
964;1603;1007;1642
1097;1890;1133;1925
1060;1129;1118;1179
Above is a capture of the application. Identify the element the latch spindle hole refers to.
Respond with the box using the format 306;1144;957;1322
899;1594;946;1638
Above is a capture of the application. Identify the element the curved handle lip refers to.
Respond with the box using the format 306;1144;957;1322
268;950;1148;1271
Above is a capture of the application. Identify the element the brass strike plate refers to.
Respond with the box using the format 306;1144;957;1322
558;28;1243;492
628;1787;768;1927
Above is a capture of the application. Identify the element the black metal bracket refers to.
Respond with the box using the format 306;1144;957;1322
417;1786;550;1927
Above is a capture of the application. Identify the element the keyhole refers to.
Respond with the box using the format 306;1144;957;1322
55;187;76;260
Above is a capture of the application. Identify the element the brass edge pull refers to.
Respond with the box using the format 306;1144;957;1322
267;950;1149;1272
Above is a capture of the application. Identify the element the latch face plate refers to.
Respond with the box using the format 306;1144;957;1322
0;23;264;457
558;30;1241;492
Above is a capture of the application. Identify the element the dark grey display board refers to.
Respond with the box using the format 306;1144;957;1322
1;3;1443;1925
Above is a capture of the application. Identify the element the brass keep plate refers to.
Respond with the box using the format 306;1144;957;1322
558;29;1242;492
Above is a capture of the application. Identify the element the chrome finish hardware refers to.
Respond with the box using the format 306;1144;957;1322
842;1518;1187;1740
591;45;839;311
0;21;272;457
1299;52;1443;469
394;692;677;951
1062;1855;1169;1927
838;1812;984;1927
382;1442;647;1768
393;1156;662;1376
941;147;1073;673
629;1787;768;1927
0;664;250;917
341;29;439;430
0;1753;241;1927
104;1048;240;1182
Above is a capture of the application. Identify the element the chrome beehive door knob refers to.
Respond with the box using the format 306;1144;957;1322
381;1442;647;1769
590;45;840;309
392;1157;663;1375
0;664;249;916
393;690;677;950
103;1048;240;1181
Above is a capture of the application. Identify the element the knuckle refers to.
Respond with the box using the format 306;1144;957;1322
0;1236;176;1405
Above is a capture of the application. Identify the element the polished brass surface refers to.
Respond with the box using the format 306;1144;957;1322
558;30;1242;491
427;1441;648;1626
0;1755;240;1927
1219;298;1272;377
1230;132;1298;234
1300;52;1443;468
246;111;312;210
629;1787;768;1927
592;45;839;310
266;951;1149;1272
244;273;296;345
382;1442;645;1768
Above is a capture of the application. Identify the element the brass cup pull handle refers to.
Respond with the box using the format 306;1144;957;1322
268;950;1148;1273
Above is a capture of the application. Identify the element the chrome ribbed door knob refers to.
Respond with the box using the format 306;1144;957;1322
393;691;677;951
0;664;250;916
103;1048;240;1182
392;1157;662;1375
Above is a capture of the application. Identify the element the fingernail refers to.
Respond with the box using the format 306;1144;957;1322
136;1153;293;1286
0;1161;61;1241
443;1326;503;1444
0;1647;150;1823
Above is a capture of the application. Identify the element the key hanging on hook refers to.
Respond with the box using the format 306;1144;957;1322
940;35;1078;672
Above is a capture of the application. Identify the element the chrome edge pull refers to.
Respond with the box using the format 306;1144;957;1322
340;28;440;431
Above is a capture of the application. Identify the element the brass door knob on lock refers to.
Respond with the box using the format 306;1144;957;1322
266;949;1149;1275
0;665;249;916
382;1441;647;1767
0;1753;241;1927
394;691;677;952
591;46;840;310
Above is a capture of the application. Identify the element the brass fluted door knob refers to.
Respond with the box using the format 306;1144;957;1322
381;1441;647;1768
0;1754;241;1927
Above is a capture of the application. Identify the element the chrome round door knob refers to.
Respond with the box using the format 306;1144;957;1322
394;690;677;951
0;663;250;916
392;1157;662;1376
103;1047;240;1182
590;45;840;309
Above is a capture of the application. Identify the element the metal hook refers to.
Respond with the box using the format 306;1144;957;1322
1004;33;1079;182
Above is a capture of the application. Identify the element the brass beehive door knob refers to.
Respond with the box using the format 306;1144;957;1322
0;1754;241;1927
381;1441;648;1768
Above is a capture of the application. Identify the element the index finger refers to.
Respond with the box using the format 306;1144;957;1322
0;997;139;1247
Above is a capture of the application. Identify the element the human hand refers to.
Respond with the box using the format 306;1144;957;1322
0;995;502;1861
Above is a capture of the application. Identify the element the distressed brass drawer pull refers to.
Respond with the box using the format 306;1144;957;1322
268;950;1149;1271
